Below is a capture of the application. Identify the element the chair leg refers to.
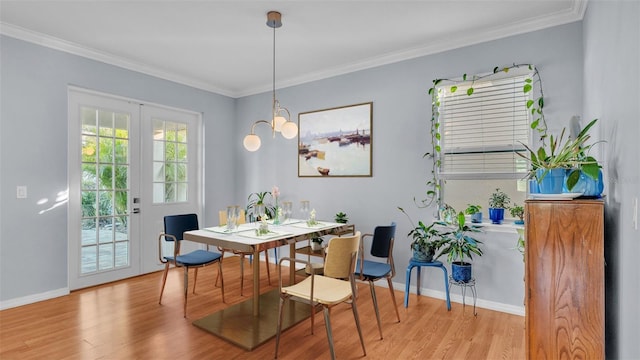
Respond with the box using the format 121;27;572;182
351;295;367;356
183;266;189;318
310;300;315;335
218;261;225;303
192;267;199;294
369;281;383;339
159;262;170;304
274;296;286;359
215;250;225;287
323;306;336;360
240;254;245;296
264;250;272;285
387;276;401;322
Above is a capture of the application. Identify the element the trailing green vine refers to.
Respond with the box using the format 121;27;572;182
420;63;547;207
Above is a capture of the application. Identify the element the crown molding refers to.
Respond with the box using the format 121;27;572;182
237;0;588;97
0;22;236;98
2;0;587;99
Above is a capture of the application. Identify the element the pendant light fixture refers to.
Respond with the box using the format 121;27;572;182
243;11;298;152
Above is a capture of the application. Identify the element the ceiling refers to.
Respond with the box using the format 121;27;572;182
0;1;586;98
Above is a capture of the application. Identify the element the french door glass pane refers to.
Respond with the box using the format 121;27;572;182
152;118;189;204
80;106;130;274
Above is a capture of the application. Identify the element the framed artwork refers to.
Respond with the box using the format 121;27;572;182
298;102;372;177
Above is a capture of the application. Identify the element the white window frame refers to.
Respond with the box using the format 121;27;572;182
434;68;534;210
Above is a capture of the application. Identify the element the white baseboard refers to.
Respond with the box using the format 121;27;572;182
390;281;525;317
0;287;69;311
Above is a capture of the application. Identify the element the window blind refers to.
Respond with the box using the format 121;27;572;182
437;74;531;180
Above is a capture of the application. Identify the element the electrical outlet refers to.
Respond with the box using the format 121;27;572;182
17;186;27;199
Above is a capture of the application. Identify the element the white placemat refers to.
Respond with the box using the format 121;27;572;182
266;219;302;225
289;221;335;230
202;225;244;234
236;229;293;240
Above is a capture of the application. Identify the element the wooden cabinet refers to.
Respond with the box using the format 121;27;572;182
525;199;604;359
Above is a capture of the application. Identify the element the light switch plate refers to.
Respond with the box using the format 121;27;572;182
17;186;27;199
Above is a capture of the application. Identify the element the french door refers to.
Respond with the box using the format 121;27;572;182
68;88;202;290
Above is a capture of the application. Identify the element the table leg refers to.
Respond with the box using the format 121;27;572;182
289;242;296;285
253;247;260;316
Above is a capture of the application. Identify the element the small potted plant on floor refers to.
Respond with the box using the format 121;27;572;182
510;204;525;225
436;212;483;282
488;188;511;224
465;204;483;223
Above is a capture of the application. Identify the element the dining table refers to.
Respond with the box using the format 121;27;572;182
183;219;354;350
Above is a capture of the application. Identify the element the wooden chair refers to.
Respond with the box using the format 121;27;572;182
217;209;271;295
275;232;366;360
354;222;401;339
158;214;224;317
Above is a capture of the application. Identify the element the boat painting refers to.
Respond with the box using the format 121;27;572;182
298;102;372;177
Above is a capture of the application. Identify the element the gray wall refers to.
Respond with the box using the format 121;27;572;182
0;36;237;301
2;3;638;356
583;1;640;359
236;21;584;314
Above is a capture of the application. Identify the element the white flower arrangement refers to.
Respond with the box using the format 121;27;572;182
307;208;318;226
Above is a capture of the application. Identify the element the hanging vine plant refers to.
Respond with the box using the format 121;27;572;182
419;63;547;207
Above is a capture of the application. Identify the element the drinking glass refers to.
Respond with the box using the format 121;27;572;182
254;204;265;222
282;201;292;223
300;200;310;220
226;205;239;231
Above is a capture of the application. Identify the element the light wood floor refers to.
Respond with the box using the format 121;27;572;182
0;256;525;359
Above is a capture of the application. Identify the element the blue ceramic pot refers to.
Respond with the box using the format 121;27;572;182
451;262;472;282
470;212;483;223
564;169;604;196
536;168;565;194
489;208;504;224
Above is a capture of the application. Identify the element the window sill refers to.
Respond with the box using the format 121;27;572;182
471;221;524;234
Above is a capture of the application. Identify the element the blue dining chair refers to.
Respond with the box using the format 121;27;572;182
354;222;401;339
158;213;225;317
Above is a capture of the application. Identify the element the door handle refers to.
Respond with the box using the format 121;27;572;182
133;208;140;214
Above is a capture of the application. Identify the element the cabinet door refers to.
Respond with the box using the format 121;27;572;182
525;200;604;359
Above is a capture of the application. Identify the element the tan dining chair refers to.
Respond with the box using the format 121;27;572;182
158;213;225;318
275;232;366;360
216;209;272;295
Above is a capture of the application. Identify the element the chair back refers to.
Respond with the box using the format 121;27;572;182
324;231;361;279
218;209;246;225
164;214;199;242
369;222;396;258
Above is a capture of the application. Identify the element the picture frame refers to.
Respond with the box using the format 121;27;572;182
298;102;372;177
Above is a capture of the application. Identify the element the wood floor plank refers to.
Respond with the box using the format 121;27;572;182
0;256;525;359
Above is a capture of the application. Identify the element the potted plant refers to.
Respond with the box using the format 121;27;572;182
436;211;483;282
399;207;447;262
334;212;348;224
310;236;324;251
510;205;525;225
518;118;603;194
488;188;511;224
465;204;482;223
246;191;276;222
